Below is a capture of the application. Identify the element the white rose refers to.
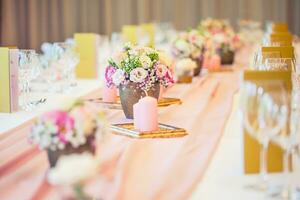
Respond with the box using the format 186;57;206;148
48;153;98;185
139;55;152;69
175;58;197;76
112;69;125;86
214;33;226;44
129;68;148;83
175;39;191;57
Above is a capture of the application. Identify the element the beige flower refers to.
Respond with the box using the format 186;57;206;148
158;51;172;67
48;153;98;185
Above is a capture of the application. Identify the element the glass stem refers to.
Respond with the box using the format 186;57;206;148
282;149;291;198
260;139;269;184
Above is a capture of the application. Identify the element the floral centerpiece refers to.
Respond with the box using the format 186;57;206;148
238;20;263;45
29;99;108;167
104;43;174;118
175;58;197;83
198;18;242;65
172;29;205;76
48;153;98;200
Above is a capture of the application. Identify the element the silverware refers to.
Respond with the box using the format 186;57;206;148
29;98;47;106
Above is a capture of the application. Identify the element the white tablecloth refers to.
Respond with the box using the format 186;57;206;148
0;79;101;134
190;94;300;200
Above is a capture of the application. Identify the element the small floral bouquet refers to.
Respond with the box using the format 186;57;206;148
104;43;174;118
199;18;241;52
238;20;263;45
175;58;197;76
48;153;98;200
199;18;242;64
172;29;205;76
29;99;108;167
199;18;230;34
175;58;197;83
172;29;205;60
105;43;174;91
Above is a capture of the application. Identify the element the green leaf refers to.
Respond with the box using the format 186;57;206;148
121;55;142;73
147;52;159;62
108;58;118;68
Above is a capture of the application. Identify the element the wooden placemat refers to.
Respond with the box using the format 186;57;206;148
88;97;182;109
110;123;188;139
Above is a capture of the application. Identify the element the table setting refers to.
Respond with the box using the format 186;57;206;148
0;17;300;200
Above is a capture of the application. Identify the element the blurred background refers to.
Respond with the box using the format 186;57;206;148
0;0;299;49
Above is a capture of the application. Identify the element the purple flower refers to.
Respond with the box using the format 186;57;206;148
105;66;116;87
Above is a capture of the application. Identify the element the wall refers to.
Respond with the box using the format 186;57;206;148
0;0;299;50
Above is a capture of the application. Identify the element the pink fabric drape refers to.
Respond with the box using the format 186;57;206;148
0;71;239;200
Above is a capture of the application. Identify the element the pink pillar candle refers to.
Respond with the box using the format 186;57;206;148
138;96;158;132
159;85;163;100
133;102;140;130
209;55;221;70
102;84;117;103
202;56;211;69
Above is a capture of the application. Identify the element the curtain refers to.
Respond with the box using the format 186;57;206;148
0;0;299;50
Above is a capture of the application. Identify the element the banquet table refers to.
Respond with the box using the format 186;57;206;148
0;69;239;200
1;63;299;200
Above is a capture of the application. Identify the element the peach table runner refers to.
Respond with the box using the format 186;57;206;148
0;71;240;200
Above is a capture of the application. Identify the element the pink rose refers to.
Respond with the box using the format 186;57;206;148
165;69;175;84
69;105;96;136
155;64;168;78
43;110;74;137
105;66;116;87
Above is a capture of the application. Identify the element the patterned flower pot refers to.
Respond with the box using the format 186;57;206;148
218;49;235;65
119;82;160;119
192;54;204;76
47;136;95;168
177;75;193;83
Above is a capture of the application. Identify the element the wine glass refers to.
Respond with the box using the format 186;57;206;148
241;81;288;191
18;50;38;111
54;42;79;92
137;27;151;46
252;51;281;70
270;89;300;199
264;58;292;71
292;60;300;91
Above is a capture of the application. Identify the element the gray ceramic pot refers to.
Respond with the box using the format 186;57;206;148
119;82;160;119
192;54;204;76
47;135;95;168
217;49;235;65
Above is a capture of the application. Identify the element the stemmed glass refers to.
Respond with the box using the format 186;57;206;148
137;27;151;46
18;50;38;111
269;58;300;199
270;89;300;199
263;58;291;71
241;81;288;191
54;42;79;92
252;51;281;70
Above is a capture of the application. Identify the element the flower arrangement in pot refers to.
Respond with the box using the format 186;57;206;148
172;29;205;76
198;18;242;65
29;99;108;168
175;58;197;83
105;43;174;119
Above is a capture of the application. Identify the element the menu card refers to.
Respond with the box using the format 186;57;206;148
74;33;100;78
262;46;294;58
122;23;155;47
0;48;19;113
